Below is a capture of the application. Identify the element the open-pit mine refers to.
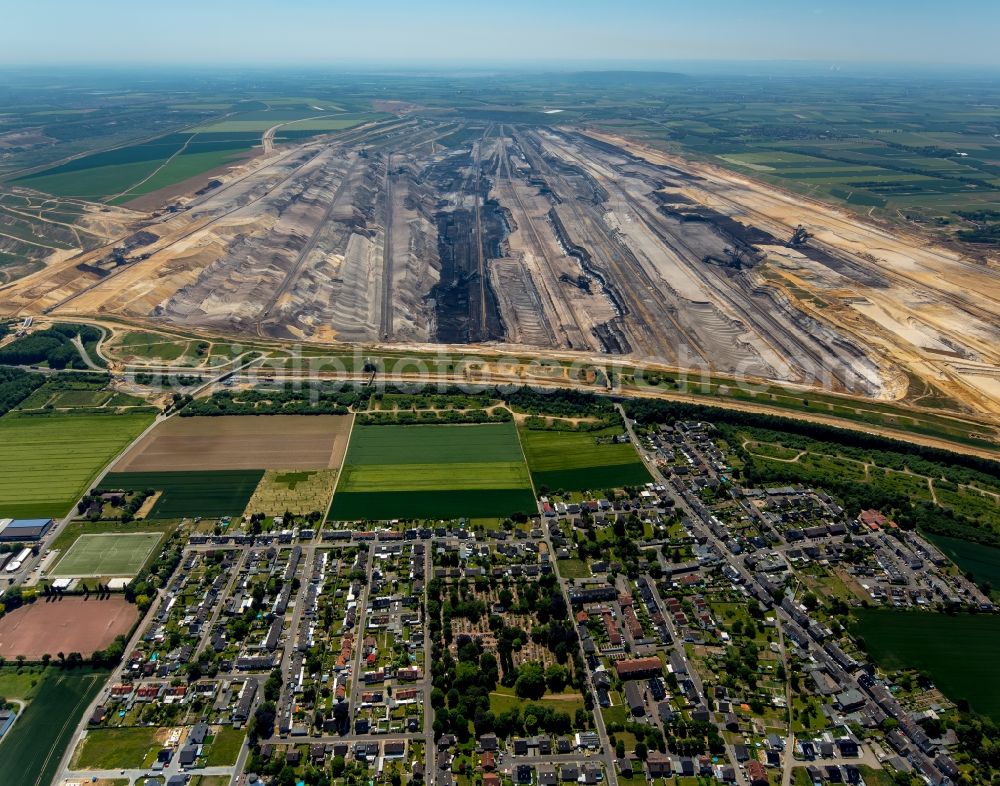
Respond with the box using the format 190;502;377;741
3;117;1000;414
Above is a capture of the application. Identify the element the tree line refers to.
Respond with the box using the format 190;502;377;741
0;324;103;370
0;366;44;416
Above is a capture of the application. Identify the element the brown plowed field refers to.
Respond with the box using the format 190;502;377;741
0;595;137;659
113;414;353;471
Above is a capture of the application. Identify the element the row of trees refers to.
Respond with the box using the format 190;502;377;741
357;409;512;426
182;398;351;416
125;529;184;612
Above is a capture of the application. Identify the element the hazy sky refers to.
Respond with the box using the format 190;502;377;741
3;0;1000;69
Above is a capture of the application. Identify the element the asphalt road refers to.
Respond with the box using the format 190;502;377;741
539;509;620;786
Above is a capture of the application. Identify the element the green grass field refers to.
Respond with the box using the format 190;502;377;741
51;532;162;577
203;726;246;766
0;669;109;786
114;330;190;361
49;390;113;407
329;423;535;520
14;130;262;202
110;149;249;203
0;413;153;518
337;461;530;492
102;470;264;519
15;160;172;199
489;688;585;718
556;558;592;578
0;667;45;702
852;609;1000;721
344;422;526;464
71;725;161;769
519;426;651;492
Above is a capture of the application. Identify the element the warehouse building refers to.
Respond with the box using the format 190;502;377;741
0;518;53;542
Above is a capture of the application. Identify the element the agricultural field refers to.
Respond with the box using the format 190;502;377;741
0;412;153;519
592;77;1000;228
244;468;338;516
108;137;259;204
12;131;258;202
518;426;650;492
50;532;162;578
928;534;1000;592
101;469;264;519
0;596;138;660
328;423;535;520
852;609;1000;721
9;103;378;204
0;668;109;786
114;414;352;472
197;112;374;133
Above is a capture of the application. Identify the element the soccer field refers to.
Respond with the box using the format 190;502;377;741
51;532;162;577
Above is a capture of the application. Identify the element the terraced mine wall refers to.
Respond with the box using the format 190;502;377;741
547;207;629;354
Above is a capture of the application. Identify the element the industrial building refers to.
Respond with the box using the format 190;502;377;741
0;518;53;542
